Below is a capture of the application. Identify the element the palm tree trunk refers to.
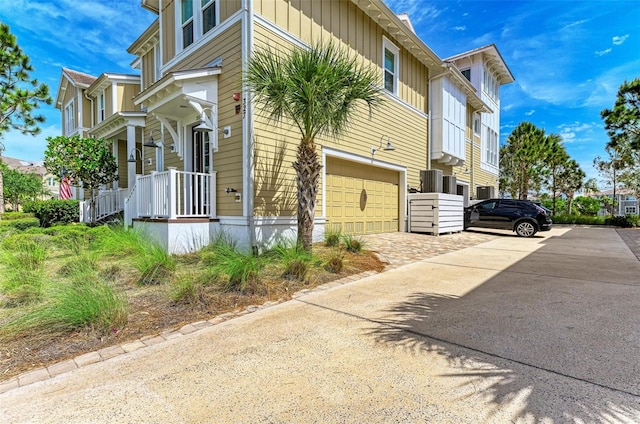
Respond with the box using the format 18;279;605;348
292;140;321;252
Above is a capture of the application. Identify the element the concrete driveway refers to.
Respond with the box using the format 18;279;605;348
2;227;640;423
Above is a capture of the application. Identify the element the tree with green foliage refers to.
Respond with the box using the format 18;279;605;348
593;148;625;215
245;42;384;252
573;196;601;216
2;168;47;210
44;135;117;222
500;122;552;200
558;159;585;215
601;78;640;151
583;178;599;195
0;23;52;214
544;134;569;215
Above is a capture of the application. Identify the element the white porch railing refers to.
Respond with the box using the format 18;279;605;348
80;188;127;223
124;168;217;225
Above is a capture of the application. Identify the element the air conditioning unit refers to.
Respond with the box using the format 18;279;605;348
442;176;457;194
420;169;442;193
476;186;495;200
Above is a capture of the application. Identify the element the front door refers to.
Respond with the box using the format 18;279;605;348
192;130;211;215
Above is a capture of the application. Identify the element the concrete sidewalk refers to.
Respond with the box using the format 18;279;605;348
2;227;640;423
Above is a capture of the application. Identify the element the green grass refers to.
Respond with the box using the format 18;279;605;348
0;239;48;305
266;240;314;281
203;235;264;293
0;278;127;341
97;226;176;285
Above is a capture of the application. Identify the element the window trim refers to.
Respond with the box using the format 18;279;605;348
64;100;75;135
175;0;220;54
382;36;400;96
98;91;105;123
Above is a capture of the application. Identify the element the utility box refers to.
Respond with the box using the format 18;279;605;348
407;193;464;235
476;186;495;200
442;175;457;194
420;169;442;193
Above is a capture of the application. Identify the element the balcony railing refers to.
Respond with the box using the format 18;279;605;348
124;168;217;226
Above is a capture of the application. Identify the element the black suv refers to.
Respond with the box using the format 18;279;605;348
464;199;553;237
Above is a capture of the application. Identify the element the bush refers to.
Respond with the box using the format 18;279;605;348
342;234;365;253
0;218;40;230
324;227;342;247
267;240;313;281
605;215;639;228
551;214;606;225
24;199;80;227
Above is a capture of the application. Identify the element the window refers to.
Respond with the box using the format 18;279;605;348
461;69;471;82
98;92;105;122
626;206;637;215
202;0;216;34
64;101;75;134
473;113;480;135
154;45;161;82
483;65;499;101
181;0;194;49
382;37;399;95
485;127;498;166
177;0;218;52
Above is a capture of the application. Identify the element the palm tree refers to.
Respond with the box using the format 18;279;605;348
245;42;384;252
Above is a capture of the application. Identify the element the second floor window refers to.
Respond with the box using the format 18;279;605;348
181;0;194;49
202;0;216;34
382;37;399;95
64;101;75;134
98;92;105;122
485;127;498;166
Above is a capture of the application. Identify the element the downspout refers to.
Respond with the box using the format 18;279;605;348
243;0;257;253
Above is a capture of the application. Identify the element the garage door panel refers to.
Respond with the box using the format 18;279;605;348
326;161;399;235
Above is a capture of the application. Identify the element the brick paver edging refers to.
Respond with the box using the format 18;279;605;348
0;270;378;395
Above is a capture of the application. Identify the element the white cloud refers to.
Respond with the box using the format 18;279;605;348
612;34;629;45
453;26;466;31
595;48;612;56
557;121;600;144
562;19;589;29
383;0;444;24
525;110;535;116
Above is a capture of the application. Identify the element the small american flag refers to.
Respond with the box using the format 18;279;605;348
60;176;73;200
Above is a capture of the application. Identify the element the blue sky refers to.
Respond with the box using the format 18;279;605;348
1;0;639;185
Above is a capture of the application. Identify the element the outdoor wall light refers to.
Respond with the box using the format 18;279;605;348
193;107;231;138
128;148;143;163
371;135;395;157
225;187;237;193
143;130;160;148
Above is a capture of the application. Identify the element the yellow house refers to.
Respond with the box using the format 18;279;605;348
55;0;513;253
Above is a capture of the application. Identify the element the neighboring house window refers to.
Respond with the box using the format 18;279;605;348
626;206;637;215
483;65;499;102
64;101;75;134
98;92;105;122
48;177;55;186
461;69;471;82
202;0;216;34
382;37;399;95
473;113;480;135
181;0;194;49
485;127;498;166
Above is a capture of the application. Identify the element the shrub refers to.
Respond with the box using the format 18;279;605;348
24;199;80;227
324;250;345;273
0;218;40;230
605;215;639;228
551;214;606;225
324;227;342;247
342;234;365;253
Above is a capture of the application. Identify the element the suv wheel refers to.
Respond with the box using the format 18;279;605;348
515;221;537;237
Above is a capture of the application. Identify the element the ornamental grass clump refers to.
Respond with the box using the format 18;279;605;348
268;240;314;281
203;236;264;293
0;238;47;305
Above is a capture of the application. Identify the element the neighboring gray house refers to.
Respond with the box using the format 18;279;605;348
593;188;638;216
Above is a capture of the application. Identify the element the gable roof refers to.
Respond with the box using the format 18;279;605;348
0;155;46;175
55;68;98;109
445;44;515;85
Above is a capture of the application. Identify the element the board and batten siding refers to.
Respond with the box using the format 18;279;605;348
253;0;428;112
120;84;139;112
252;19;429;217
152;22;244;217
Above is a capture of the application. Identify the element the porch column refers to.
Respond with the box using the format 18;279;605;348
126;124;136;191
112;139;119;190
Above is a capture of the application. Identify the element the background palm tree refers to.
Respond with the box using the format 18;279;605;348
245;42;384;252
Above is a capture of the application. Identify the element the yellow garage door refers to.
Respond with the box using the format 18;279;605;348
326;158;399;235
